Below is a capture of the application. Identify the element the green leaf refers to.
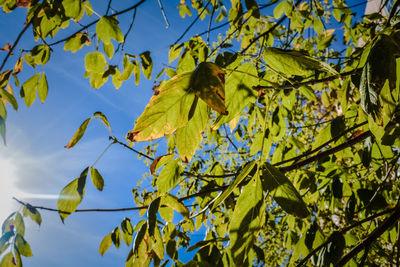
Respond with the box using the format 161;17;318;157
299;85;317;102
96;16;124;44
230;174;265;265
14;212;24;236
316;232;345;266
162;194;190;220
31;45;50;65
62;0;82;18
64;118;91;149
22;204;42;226
156;159;181;194
169;44;183;63
263;47;338;77
176;97;209;162
111;227;121;248
85;52;107;73
212;161;256;211
273;0;290;19
37;73;48;103
150;154;175;175
57;167;88;222
93;111;110;128
139;51;153;80
1;87;18;110
99;233;112;256
21;73;40;107
133;222;147;254
261;163;309;218
121;217;133;246
64;33;90;53
191;62;227;115
147;197;161;237
103;41;114;59
212;62;258;129
132;60;141;85
15;234;33;257
0;252;14;267
152;225;164;260
0;100;6;120
90;167;104;191
127;72;195;142
177;50;195;74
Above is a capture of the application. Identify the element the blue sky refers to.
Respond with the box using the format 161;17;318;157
0;1;371;266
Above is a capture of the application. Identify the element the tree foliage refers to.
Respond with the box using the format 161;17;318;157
1;0;400;266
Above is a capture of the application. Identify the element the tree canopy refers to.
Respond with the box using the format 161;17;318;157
1;0;400;266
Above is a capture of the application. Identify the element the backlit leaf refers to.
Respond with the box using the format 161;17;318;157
96;16;124;44
162;194;190;220
147;197;161;237
127;72;195;142
21;73;40;107
93;111;110;128
64;33;90;53
230;174;265;265
37;73;48;103
212;62;258;129
263;47;338;77
62;0;82;18
191;62;227;115
156;158;180;194
22;204;42;226
15;234;32;257
57;167;88;222
212;161;256;211
64;118;91;149
111;227;121;248
85;52;107;73
139;51;153;80
121;218;133;246
99;233;112;256
261;163;309;218
150;154;175;175
90;167;104;191
176;97;209;162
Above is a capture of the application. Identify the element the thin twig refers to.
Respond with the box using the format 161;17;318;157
336;205;400;266
48;0;148;47
207;2;216;45
240;0;302;55
0;21;32;73
110;136;154;161
253;69;360;91
116;8;137;53
173;1;211;45
279;131;372;173
157;0;170;28
106;0;113;15
274;121;368;167
385;0;400;27
297;207;396;266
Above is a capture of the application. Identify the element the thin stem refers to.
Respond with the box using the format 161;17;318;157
48;0;148;47
275;121;368;167
207;2;216;45
0;21;32;72
279;131;372;173
116;8;137;53
157;0;170;28
110;136;154;161
91;141;114;168
173;1;211;45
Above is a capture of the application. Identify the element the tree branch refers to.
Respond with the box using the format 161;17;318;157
296;207;396;266
279;131;372;173
240;0;302;55
336;205;400;266
173;1;211;45
109;136;154;161
274;121;367;167
48;0;148;47
253;69;360;91
0;21;32;73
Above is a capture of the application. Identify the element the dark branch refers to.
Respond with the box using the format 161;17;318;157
275;121;368;167
48;0;148;47
0;21;32;73
173;1;211;45
279;131;372;173
110;136;154;161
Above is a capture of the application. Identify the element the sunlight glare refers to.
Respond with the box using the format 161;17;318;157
0;156;22;222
